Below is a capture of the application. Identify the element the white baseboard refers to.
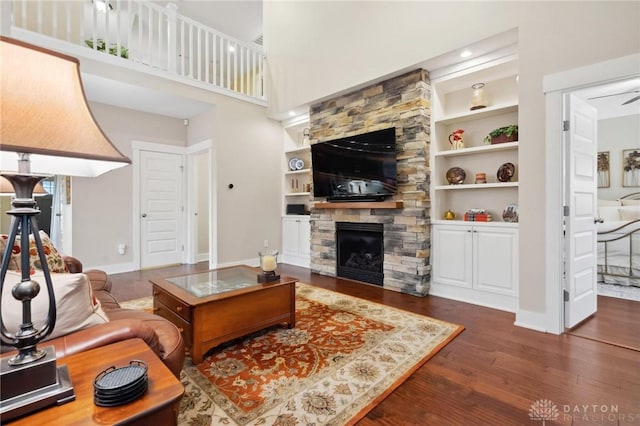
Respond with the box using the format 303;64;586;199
197;252;210;263
83;258;260;276
85;262;137;275
281;254;310;268
428;282;517;313
216;257;260;269
514;309;551;334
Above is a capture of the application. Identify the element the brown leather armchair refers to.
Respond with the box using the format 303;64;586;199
2;257;185;378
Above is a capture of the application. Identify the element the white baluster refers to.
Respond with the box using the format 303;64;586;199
51;1;57;39
197;26;202;81
166;3;177;74
205;32;210;84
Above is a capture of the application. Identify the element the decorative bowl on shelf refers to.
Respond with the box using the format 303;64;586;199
497;162;515;182
446;167;466;185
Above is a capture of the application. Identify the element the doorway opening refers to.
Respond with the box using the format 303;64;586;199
543;53;639;336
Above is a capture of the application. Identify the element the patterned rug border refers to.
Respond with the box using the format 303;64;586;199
121;283;464;425
308;285;465;424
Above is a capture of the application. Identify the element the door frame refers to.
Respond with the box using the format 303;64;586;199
543;53;640;334
186;139;215;266
132;141;188;270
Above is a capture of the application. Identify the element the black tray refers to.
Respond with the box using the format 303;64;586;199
93;360;148;407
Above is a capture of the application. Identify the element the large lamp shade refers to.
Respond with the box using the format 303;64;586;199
0;37;131;421
0;37;131;176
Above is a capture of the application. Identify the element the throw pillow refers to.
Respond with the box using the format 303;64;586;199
598;199;621;207
619;206;640;221
2;270;109;342
620;199;640;206
598;206;621;222
0;235;20;271
1;231;69;273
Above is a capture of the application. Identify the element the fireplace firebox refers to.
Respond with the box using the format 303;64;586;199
336;222;383;286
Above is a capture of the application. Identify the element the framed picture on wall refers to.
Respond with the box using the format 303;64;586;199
622;149;640;187
597;151;610;188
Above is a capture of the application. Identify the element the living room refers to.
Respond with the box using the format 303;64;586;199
1;1;639;424
3;0;638;330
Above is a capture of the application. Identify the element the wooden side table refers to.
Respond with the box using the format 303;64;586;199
4;338;184;425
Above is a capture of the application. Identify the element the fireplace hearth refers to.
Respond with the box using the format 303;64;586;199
336;222;384;286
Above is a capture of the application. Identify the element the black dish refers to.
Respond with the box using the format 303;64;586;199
94;360;148;407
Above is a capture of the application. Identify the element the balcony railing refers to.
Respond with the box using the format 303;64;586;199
9;0;265;103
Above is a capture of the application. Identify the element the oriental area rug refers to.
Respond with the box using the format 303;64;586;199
121;283;463;426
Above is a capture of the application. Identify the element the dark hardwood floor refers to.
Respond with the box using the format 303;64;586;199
567;295;640;352
109;263;640;425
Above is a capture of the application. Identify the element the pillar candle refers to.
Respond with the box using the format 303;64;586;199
261;255;277;272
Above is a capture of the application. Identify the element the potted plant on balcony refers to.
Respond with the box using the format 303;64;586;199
484;125;518;145
85;39;129;59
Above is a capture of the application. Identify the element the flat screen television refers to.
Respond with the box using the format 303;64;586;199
311;128;397;201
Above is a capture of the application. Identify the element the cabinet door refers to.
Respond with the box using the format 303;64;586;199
473;227;518;296
298;217;311;257
282;218;300;258
432;224;473;288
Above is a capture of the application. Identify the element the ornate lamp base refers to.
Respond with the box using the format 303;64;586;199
0;346;75;422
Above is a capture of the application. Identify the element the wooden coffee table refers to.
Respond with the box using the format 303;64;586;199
151;265;296;364
5;338;184;425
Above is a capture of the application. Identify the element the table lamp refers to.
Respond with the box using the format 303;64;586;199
0;36;131;421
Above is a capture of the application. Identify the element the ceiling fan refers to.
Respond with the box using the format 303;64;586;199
588;89;640;105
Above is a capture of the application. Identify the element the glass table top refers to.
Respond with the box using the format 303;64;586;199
166;267;262;298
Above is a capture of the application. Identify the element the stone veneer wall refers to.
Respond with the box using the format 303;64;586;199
309;69;431;296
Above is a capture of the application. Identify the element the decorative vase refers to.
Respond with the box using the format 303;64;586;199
470;83;487;110
448;129;465;150
301;128;310;146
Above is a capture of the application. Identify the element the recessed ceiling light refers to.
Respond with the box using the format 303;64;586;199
460;50;472;58
288;111;296;117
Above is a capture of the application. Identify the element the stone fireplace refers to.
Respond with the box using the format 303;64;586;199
336;222;384;286
309;69;431;296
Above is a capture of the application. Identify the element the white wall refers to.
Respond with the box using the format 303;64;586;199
72;102;186;268
213;98;283;265
598;115;640;200
187;97;282;266
264;1;640;318
73;93;282;270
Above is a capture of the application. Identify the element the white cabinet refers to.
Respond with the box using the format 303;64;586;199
282;216;310;267
431;222;518;311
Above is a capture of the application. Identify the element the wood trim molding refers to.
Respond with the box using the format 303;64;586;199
313;201;404;210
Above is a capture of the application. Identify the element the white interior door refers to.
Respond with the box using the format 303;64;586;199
564;93;598;328
140;150;184;268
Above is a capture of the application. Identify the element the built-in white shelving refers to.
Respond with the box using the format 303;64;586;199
429;55;520;313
